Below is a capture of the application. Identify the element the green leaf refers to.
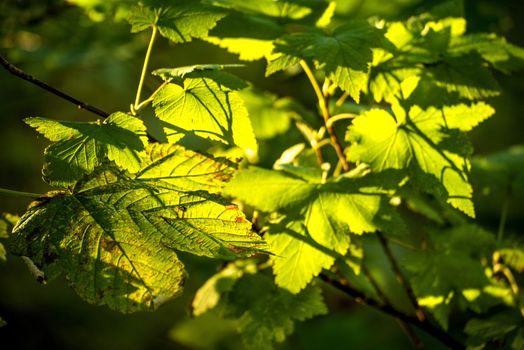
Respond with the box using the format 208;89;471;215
152;64;244;81
225;166;403;292
127;1;225;43
225;166;317;212
205;10;284;61
0;213;18;262
346;103;494;216
450;33;524;74
137;143;237;193
192;260;255;317
465;311;524;348
25;112;148;187
269;21;388;102
238;88;293;139
10;164;267;313
369;18;504;103
428;53;501;100
204;0;333;61
224;274;327;350
153;71;257;153
211;0;327;19
401;224;497;329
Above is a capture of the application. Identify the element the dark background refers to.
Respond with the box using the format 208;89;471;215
0;1;522;349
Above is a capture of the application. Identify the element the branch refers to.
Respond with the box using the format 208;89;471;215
0;54;109;118
319;273;465;350
299;60;350;172
376;232;426;322
362;266;424;349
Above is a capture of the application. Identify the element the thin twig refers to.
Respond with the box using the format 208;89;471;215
0;187;40;199
397;321;425;349
362;266;424;349
0;54;109;118
376;232;426;322
319;273;465;350
299;60;350;172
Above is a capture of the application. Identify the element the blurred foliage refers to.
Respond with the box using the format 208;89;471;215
0;0;523;349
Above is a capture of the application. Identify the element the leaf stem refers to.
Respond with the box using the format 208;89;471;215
335;92;349;107
326;113;357;128
0;54;109;118
299;60;350;172
134;25;158;111
0;187;40;199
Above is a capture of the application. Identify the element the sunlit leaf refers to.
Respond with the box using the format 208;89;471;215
226;166;403;292
10;163;267;313
127;1;225;43
346;103;494;216
153;70;257;153
269;21;388;102
238;88;293;139
25;112;148;187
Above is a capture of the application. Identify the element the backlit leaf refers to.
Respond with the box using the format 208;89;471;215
225;166;403;292
153;70;257;153
25;112;148;187
346;103;495;216
127;1;225;43
10;162;267;313
269;21;388;102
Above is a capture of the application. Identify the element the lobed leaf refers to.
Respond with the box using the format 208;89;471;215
204;0;332;61
225;166;403;292
368;17;514;104
25;112;148;187
153;71;257;153
269;21;388;102
401;224;499;329
10;164;268;313
137;143;237;193
127;1;225;43
346;103;495;216
192;261;328;349
224;273;327;350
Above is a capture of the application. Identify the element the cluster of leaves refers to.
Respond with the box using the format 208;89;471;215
2;0;524;349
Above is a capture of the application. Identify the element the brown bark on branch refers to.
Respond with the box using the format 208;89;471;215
0;54;109;118
319;273;465;350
